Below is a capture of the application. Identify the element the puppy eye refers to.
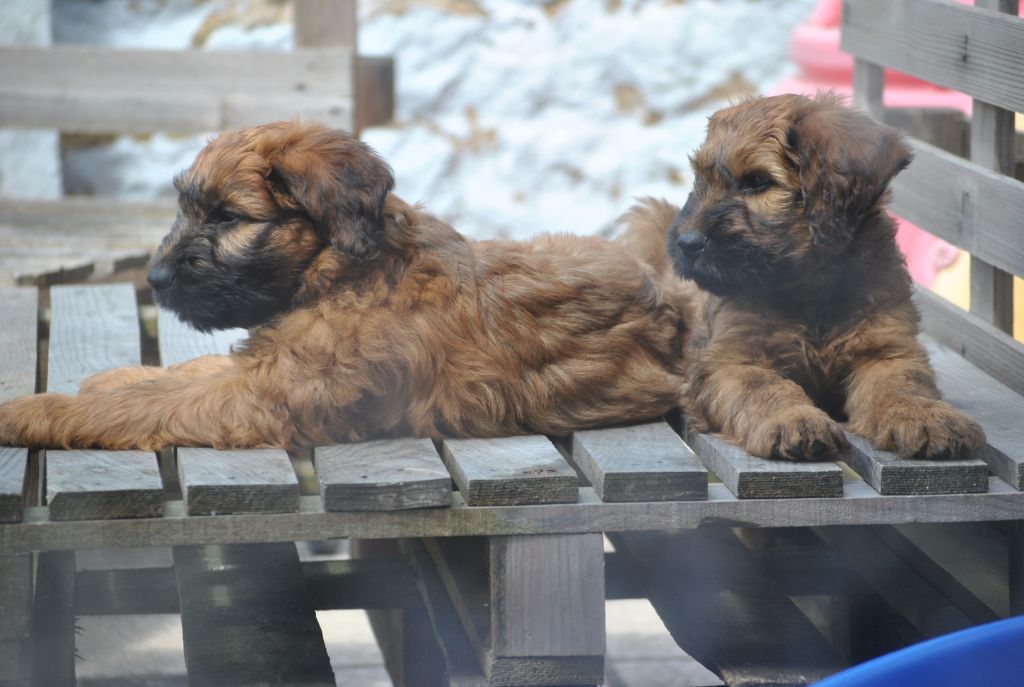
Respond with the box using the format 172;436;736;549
206;207;242;225
739;173;774;194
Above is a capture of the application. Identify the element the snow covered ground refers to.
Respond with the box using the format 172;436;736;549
41;0;815;239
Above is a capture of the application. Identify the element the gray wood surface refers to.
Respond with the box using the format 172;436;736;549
0;553;32;684
687;432;844;499
177;447;299;516
45;284;164;521
173;543;335;687
0;288;36;524
8;480;1024;554
46;450;163;521
441;435;578;506
888;137;1024;280
926;339;1024;490
30;550;76;686
841;0;1024;113
0;45;354;133
156;306;245;366
0;449;27;526
610;529;847;686
852;58;884;120
843;434;989;496
571;422;707;502
915;286;1024;398
315;439;452;511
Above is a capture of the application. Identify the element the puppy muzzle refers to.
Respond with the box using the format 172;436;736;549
675;231;708;259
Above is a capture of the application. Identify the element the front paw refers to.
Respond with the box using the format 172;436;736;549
868;399;986;460
746;405;848;461
0;394;72;448
80;366;165;394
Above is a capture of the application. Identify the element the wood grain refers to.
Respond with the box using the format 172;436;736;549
0;450;28;525
46;450;163;521
611;529;847;685
156;306;245;366
173;543;335;687
0;288;37;524
8;479;1024;554
842;0;1024;112
441;435;578;506
177;447;299;516
571;422;707;502
687;432;844;499
843;434;988;496
315;439;452;511
888;138;1024;280
926;338;1024;489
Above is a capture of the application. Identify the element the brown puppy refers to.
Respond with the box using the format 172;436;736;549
631;93;984;460
0;121;693;451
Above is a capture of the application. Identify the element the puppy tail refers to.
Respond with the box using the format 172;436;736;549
613;197;679;277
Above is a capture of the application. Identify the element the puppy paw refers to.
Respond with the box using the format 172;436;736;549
79;366;166;394
869;399;986;460
747;405;848;461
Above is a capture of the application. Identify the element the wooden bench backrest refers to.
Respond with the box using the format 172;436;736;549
842;0;1024;396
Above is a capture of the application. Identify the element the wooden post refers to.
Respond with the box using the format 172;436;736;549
852;58;884;121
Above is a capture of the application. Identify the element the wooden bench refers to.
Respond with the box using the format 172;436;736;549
2;1;1024;685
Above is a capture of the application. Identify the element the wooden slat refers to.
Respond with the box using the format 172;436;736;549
173;543;335;687
157;307;245;366
570;422;707;502
687;432;844;499
30;551;76;686
177;448;299;516
915;286;1024;397
926;338;1024;490
0;553;32;683
440;436;578;506
888;138;1024;279
0;288;36;525
426;535;605;686
315;439;452;511
9;480;1024;554
45;285;163;521
841;0;1024;113
843;434;988;496
0;450;27;525
610;529;847;685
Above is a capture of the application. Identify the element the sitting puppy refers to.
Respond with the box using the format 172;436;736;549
0;122;693;451
630;93;984;460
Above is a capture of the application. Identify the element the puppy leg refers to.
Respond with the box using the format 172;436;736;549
78;355;233;394
689;364;847;460
0;357;291;451
845;337;985;460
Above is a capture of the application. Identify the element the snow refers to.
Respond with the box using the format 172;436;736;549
21;0;816;239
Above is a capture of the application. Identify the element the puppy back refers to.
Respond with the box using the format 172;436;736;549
613;197;679;278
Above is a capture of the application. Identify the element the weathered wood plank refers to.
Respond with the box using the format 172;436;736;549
0;553;33;683
915;286;1024;398
888;138;1024;280
46;450;163;521
687;432;844;499
426;534;605;686
611;529;847;685
156;306;245;366
177;447;299;516
841;0;1024;113
315;439;452;512
173;543;335;687
8;479;1024;554
926;339;1024;490
357;56;396;131
843;434;988;496
0;288;36;524
570;422;707;502
852;58;884;120
0;450;27;526
441;435;578;506
30;550;76;686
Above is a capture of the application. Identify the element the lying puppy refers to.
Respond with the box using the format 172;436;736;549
630;94;984;460
0;122;693;451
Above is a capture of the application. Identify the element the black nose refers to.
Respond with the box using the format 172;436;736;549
676;231;707;258
147;264;175;291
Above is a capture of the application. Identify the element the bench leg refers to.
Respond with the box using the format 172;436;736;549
1012;521;1024;616
0;554;33;687
31;551;76;687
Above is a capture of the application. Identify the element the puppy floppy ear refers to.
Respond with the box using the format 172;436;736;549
266;124;395;260
784;95;912;247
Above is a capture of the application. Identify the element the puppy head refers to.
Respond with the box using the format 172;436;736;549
668;93;911;298
148;121;395;331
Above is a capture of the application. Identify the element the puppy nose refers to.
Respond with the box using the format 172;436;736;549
676;232;707;257
147;264;175;291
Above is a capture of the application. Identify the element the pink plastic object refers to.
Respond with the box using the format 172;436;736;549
771;0;991;286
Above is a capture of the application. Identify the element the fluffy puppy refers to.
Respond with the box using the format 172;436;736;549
0;122;693;451
637;93;984;460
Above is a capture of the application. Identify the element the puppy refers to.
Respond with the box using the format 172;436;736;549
0;121;693;451
634;93;984;460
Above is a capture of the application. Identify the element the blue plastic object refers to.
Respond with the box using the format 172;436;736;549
814;615;1024;687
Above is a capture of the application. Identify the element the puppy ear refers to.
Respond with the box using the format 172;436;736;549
784;95;912;247
267;124;395;260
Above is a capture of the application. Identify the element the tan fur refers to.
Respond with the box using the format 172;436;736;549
0;122;694;451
